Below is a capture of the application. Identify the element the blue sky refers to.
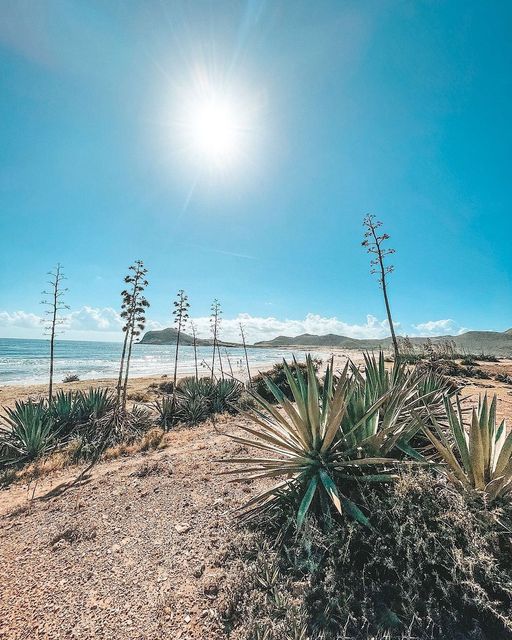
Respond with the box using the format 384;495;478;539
0;0;511;343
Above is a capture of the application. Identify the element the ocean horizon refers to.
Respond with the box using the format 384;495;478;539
0;337;321;386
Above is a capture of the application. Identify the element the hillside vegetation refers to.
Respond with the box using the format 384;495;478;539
255;329;512;356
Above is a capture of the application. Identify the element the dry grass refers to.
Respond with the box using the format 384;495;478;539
1;428;168;487
103;427;167;460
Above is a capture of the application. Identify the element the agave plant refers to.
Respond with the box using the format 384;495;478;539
48;390;81;438
78;388;115;422
178;395;210;425
155;395;179;430
0;399;55;464
225;355;421;527
349;352;454;459
423;394;512;501
178;376;216;401
212;379;243;413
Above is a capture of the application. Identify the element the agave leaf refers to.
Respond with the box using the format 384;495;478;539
297;476;319;528
318;469;342;514
306;358;321;447
340;496;371;527
423;426;470;487
320;358;334;423
469;408;485;489
494;425;512;476
447;397;471;475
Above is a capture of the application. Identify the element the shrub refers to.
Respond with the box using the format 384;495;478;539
225;472;512;640
496;373;512;385
472;353;500;363
127;390;152;402
158;380;174;394
423;359;490;380
251;359;322;404
139;427;166;452
62;374;80;383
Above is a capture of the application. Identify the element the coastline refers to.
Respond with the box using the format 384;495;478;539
0;347;360;409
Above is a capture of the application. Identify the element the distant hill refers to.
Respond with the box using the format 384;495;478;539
139;327;238;347
255;330;512;356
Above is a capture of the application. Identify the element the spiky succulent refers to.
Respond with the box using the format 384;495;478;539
225;355;425;527
423;394;512;501
0;399;55;464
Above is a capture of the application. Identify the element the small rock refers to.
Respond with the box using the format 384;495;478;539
111;544;122;553
175;523;191;534
184;615;191;624
193;563;205;578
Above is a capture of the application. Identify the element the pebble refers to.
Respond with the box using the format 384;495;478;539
174;523;191;534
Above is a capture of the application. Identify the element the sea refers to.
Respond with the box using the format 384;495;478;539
0;338;323;386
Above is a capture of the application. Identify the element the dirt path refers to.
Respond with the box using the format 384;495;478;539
0;416;264;640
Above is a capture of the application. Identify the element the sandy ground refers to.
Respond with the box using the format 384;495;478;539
0;415;268;640
2;352;512;639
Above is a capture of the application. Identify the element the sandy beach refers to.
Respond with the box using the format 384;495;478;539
0;347;349;409
2;348;512;418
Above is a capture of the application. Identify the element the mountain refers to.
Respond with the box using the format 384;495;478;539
140;327;512;356
139;327;238;347
255;330;512;356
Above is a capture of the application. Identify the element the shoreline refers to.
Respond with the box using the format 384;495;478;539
0;347;359;409
0;343;342;390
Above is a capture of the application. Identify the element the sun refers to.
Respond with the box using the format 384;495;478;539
174;79;256;173
187;96;242;167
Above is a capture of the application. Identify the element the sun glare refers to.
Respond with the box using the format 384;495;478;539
174;77;257;173
187;96;242;167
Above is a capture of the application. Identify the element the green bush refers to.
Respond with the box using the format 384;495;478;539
422;358;490;380
62;373;80;383
224;472;512;640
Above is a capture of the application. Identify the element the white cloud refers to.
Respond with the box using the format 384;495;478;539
0;307;126;341
64;306;123;332
413;319;467;337
186;312;397;344
0;310;41;329
1;308;466;344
